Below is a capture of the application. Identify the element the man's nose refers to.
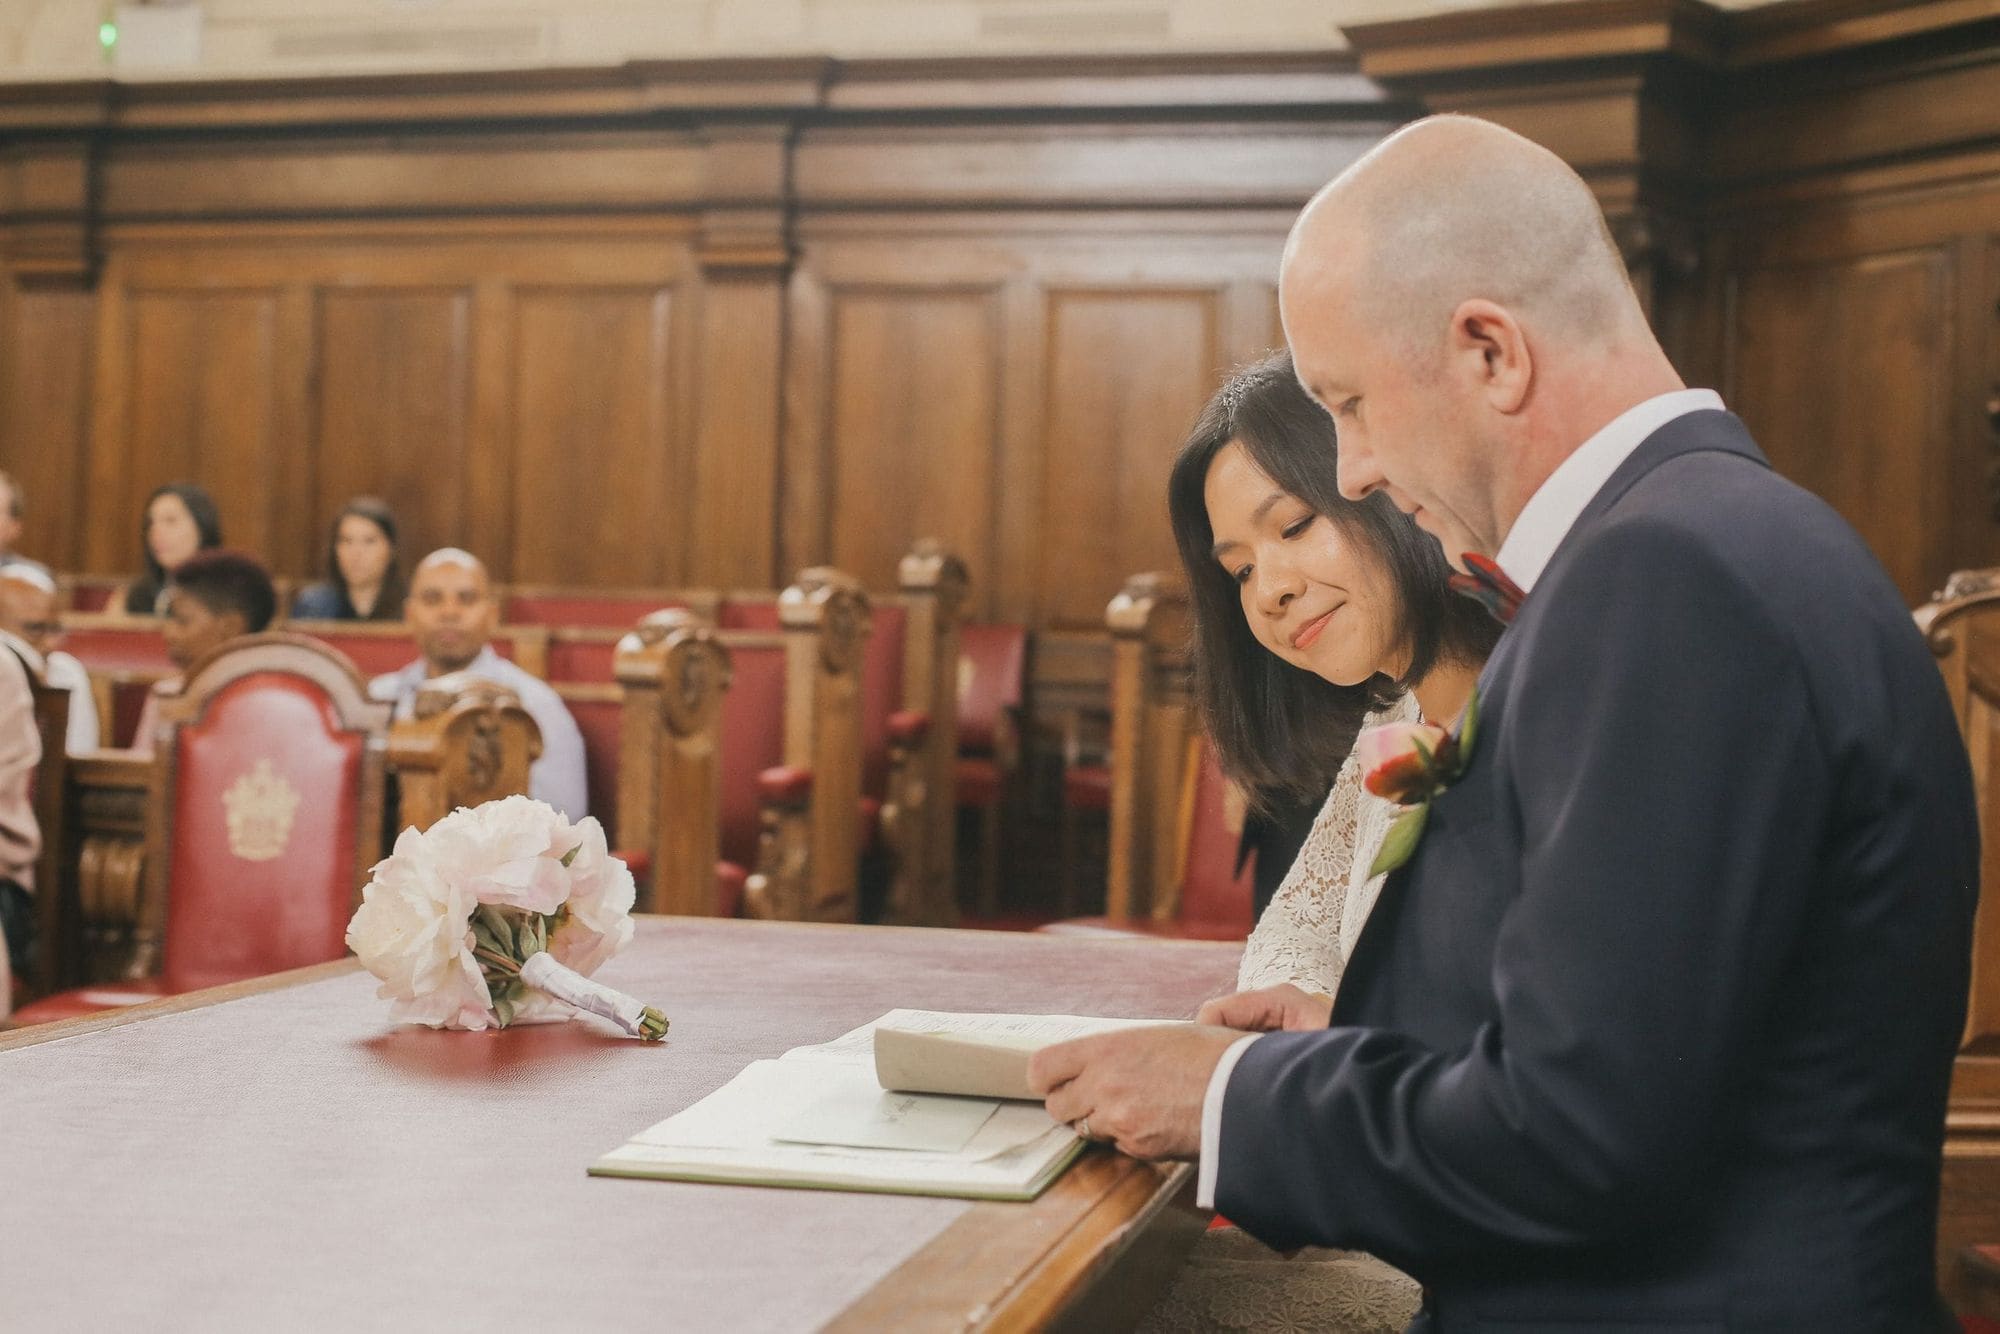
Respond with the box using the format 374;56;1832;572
1336;440;1383;502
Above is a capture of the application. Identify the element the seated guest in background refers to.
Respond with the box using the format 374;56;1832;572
129;549;276;754
0;621;42;1016
118;481;222;617
291;496;406;622
369;548;587;820
0;471;51;580
0;565;99;753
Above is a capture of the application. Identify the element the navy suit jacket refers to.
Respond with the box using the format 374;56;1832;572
1215;411;1978;1332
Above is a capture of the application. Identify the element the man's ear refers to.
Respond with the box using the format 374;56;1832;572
220;611;249;641
1448;299;1532;415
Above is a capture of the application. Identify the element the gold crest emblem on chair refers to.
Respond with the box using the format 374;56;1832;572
223;759;300;862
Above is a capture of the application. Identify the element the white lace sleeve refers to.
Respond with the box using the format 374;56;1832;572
1234;695;1418;998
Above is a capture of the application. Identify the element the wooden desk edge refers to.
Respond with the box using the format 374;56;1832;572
826;1151;1204;1333
0;958;362;1051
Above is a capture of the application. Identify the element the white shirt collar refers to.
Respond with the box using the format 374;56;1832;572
1494;388;1724;592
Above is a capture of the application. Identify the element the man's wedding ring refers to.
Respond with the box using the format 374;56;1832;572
1075;1117;1091;1141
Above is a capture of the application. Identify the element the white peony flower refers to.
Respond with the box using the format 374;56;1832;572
345;827;493;1030
418;795;576;915
549;816;637;978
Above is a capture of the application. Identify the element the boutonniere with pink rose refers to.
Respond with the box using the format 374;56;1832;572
345;796;668;1039
1361;690;1481;878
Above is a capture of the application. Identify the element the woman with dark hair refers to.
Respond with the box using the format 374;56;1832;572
1142;353;1500;1331
290;497;405;621
118;482;222;617
1172;351;1498;1009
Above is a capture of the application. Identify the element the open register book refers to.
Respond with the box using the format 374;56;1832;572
589;1010;1178;1201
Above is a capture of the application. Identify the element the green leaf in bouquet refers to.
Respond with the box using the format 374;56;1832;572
493;992;516;1028
560;842;581;868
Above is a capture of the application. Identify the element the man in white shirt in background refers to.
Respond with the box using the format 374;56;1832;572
369;548;587;820
0;565;99;753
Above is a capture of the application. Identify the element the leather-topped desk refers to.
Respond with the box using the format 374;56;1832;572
1;917;1241;1332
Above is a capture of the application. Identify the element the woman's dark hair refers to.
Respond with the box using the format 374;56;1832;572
124;481;223;615
1168;351;1500;807
322;496;405;621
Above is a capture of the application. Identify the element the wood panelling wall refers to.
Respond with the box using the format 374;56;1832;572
2;3;1997;662
0;55;1398;661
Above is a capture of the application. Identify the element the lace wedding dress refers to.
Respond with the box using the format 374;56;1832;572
1141;694;1425;1334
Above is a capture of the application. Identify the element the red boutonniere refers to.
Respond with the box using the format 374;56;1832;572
1361;689;1481;878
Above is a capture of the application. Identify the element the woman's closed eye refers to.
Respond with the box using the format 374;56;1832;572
1228;562;1253;586
1281;514;1315;541
1333;397;1359;419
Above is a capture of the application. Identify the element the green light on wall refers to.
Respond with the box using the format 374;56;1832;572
99;21;118;57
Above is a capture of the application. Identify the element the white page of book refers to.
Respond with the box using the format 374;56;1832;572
599;1058;1072;1193
773;1085;999;1153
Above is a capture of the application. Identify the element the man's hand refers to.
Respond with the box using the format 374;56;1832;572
1026;1024;1246;1161
1195;983;1332;1033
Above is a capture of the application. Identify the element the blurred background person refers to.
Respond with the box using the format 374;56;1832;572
0;616;41;1017
0;470;50;580
118;482;222;617
369;547;586;820
291;496;405;622
0;565;97;753
128;549;276;754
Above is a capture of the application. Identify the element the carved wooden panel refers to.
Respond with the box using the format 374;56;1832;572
314;287;473;573
1730;247;1956;604
509;286;678;586
119;288;288;563
1036;288;1220;629
820;287;1002;596
0;284;93;568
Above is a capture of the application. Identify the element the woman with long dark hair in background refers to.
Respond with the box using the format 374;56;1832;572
118;482;222;617
290;497;406;621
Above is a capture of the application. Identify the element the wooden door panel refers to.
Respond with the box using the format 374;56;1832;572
822;287;1002;596
0;286;93;569
124;289;283;561
315;287;473;574
1037;289;1220;628
509;287;676;585
1731;247;1955;604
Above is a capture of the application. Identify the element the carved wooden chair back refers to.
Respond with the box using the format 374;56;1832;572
1102;573;1194;922
386;672;541;834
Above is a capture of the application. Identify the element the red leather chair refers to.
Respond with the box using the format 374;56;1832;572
1057;707;1112;917
1040;736;1254;941
11;633;391;1024
955;623;1026;917
719;639;790;911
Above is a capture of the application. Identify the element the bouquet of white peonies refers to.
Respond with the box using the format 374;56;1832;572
346;796;667;1039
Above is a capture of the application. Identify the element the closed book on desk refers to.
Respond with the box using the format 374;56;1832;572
589;1009;1174;1200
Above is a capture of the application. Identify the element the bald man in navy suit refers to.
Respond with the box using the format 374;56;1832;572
1031;116;1977;1332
